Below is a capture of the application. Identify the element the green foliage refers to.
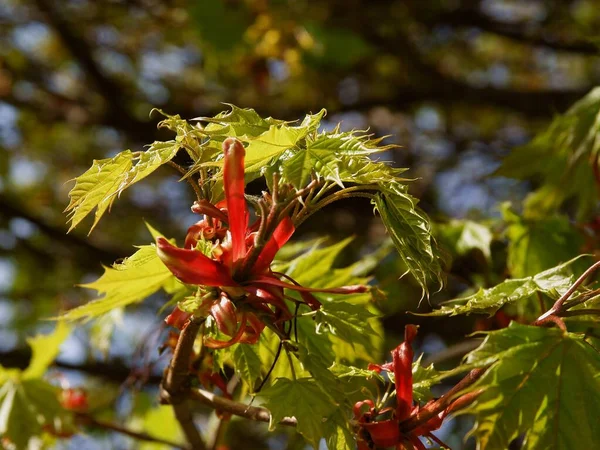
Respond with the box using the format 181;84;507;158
373;193;444;295
462;322;600;450
23;321;71;380
436;219;493;263
0;324;73;449
65;141;179;232
260;377;338;449
503;205;584;278
498;87;600;220
426;256;590;318
61;244;175;321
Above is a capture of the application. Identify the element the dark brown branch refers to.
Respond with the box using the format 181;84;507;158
0;348;162;385
423;6;599;55
189;388;297;427
160;319;206;450
0;193;124;264
76;413;187;449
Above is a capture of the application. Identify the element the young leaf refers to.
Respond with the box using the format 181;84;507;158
259;377;338;449
373;192;444;295
66;141;179;232
426;256;590;317
461;322;600;450
61;244;174;321
23;321;71;380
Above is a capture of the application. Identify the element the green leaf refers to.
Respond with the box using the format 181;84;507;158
462;322;600;450
66;141;180;232
411;356;441;403
373;192;444;295
0;379;69;450
426;256;590;317
61;244;174;321
497;87;600;220
23;321;71;379
285;237;352;286
436;220;493;262
503;206;584;278
0;381;38;450
259;378;337;449
231;343;262;392
323;409;357;450
315;301;379;354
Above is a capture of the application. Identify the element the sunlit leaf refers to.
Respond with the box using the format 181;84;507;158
66;141;180;232
61;245;174;321
23;321;71;380
426;256;590;318
461;322;600;450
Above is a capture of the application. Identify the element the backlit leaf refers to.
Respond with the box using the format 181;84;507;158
66;141;179;232
426;256;590;318
61;244;174;321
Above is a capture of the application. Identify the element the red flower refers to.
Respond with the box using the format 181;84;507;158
159;138;366;347
356;326;452;450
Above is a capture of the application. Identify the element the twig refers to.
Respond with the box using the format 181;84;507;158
160;319;206;450
189;388;297;427
76;413;187;449
536;260;600;322
558;308;600;317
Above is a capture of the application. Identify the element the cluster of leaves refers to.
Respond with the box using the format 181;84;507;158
7;100;600;450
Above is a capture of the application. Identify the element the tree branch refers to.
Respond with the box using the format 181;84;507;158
0;193;124;264
160;319;206;450
422;6;599;55
76;413;187;449
0;348;162;385
189;388;297;427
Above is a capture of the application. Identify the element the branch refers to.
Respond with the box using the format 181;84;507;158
536;260;600;322
0;348;162;385
189;388;297;427
76;413;187;449
0;193;124;264
400;368;486;432
160;319;206;450
423;6;599;55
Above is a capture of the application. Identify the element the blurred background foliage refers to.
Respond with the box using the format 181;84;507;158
1;0;600;448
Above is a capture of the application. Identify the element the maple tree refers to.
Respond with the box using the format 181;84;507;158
2;92;600;450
